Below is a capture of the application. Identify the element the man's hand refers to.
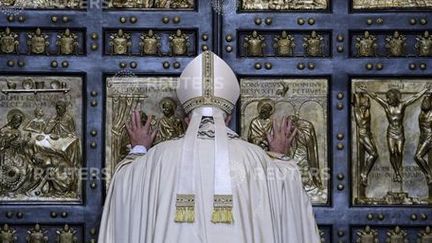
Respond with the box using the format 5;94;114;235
267;117;297;155
125;111;157;149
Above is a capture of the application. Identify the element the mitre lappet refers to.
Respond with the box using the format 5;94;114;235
175;51;240;224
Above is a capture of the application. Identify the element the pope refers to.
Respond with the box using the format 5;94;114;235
98;51;320;243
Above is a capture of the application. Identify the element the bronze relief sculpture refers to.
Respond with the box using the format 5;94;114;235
0;27;19;54
352;79;432;205
352;30;432;58
353;93;379;186
0;76;82;202
241;0;328;10
385;31;407;57
105;29;195;56
44;100;76;137
416;31;432;57
243;30;266;57
169;29;190;56
247;99;274;150
0;224;17;243
0;0;83;8
303;31;324;57
240;78;329;204
27;28;49;55
355;31;378;57
359;85;428;183
26;224;48;243
56;28;79;55
109;29;132;55
288;114;323;190
169;0;191;8
353;0;432;9
418;226;432;242
155;97;185;144
273;31;295;57
107;0;194;9
139;30;162;56
56;225;78;243
105;77;185;188
0;109;33;195
356;226;379;243
386;226;408;243
24;108;46;134
110;0;130;8
415;95;432;201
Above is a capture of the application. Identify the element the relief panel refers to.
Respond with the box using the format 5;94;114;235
0;75;83;202
240;78;329;204
0;0;85;9
240;0;329;11
0;223;83;242
0;27;85;56
350;30;432;58
352;225;432;242
239;30;331;58
104;29;196;57
105;0;194;9
352;0;432;10
105;76;185;187
352;78;432;205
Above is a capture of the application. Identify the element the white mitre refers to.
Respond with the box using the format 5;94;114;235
177;50;240;114
174;51;239;224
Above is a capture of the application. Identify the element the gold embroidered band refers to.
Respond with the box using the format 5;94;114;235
211;194;233;224
182;96;234;114
202;50;214;97
175;194;195;223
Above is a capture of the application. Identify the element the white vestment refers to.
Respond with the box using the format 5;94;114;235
98;120;320;243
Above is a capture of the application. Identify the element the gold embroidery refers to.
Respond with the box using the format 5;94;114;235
202;51;214;98
174;194;195;223
182;96;234;114
211;195;233;224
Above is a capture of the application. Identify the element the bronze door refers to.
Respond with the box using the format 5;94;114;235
0;0;212;242
221;0;432;242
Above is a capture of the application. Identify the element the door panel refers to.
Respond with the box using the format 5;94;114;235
221;0;432;242
0;0;212;242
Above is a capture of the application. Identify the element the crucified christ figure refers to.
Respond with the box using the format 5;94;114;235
359;85;429;183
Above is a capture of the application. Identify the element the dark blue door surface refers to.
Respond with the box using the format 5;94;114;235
0;0;431;242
